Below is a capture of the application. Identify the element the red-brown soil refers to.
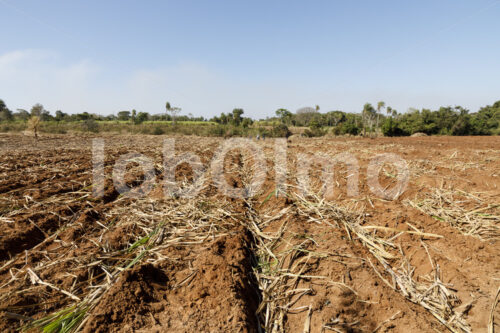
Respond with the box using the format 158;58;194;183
0;133;498;332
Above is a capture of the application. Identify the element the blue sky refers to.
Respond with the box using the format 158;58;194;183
1;0;499;118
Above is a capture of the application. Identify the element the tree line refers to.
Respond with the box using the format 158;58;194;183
0;102;207;124
0;98;498;136
269;102;499;136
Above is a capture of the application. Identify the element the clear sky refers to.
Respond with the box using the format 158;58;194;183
1;0;499;118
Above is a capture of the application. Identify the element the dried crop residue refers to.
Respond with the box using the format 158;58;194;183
83;233;259;333
0;133;499;332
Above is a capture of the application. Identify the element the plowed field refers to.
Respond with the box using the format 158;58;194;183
0;134;499;332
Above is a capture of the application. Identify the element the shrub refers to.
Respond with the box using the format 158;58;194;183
241;118;252;128
44;126;67;134
134;112;149;124
257;127;271;138
381;118;407;137
207;125;225;137
81;119;99;133
0;124;13;132
271;123;291;137
40;121;69;134
0;122;26;132
152;126;165;135
332;122;361;136
303;122;326;137
224;126;243;137
451;116;472;136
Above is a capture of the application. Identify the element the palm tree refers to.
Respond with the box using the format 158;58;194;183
376;101;385;129
362;103;376;136
165;101;182;125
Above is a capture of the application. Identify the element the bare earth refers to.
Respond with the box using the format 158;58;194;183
0;133;498;332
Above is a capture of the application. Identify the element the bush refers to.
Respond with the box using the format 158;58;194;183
451;116;472;136
334;122;361;136
304;128;326;137
207;125;225;137
44;126;67;134
257;127;271;138
470;105;499;135
0;121;26;132
134;112;149;124
40;121;68;134
152;126;165;135
225;126;243;137
303;120;327;137
241;118;252;128
271;123;291;137
381;118;407;137
82;119;99;133
0;123;13;132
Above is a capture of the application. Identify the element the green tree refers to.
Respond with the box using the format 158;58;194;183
303;119;326;137
14;109;30;121
55;110;67;121
451;111;472;136
0;99;13;122
435;106;461;134
241;117;252;128
339;122;360;135
471;101;500;135
295;107;318;126
131;109;137;123
325;111;345;126
76;112;91;121
117;111;131;121
220;113;228;125
82;119;99;133
381;117;407;136
275;108;292;125
271;123;291;137
30;103;51;121
30;103;43;117
166;101;182;125
135;112;149;124
231;108;244;126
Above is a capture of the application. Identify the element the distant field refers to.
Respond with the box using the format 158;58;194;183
96;120;218;125
0;120;249;136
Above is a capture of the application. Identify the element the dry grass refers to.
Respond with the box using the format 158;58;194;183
407;187;500;240
2;136;497;332
7;192;238;332
241;141;473;332
232;148;356;332
489;287;500;333
289;187;471;333
244;197;362;332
